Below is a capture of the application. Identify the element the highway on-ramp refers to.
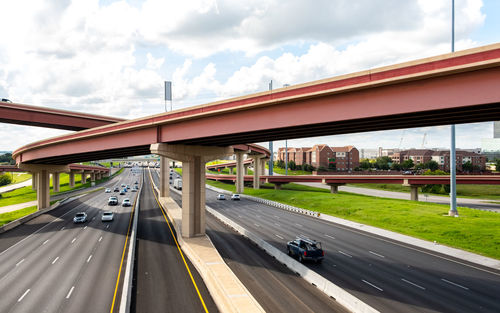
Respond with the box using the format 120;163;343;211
0;168;139;313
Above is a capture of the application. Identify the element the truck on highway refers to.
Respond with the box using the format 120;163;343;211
287;236;324;264
173;178;182;190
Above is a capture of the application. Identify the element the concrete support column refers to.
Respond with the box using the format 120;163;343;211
91;172;96;182
37;170;50;210
229;167;234;175
160;156;170;198
274;183;283;190
244;164;249;175
82;173;87;184
32;172;37;190
260;158;267;175
250;154;265;189
69;172;75;188
235;151;248;194
151;143;233;238
52;172;60;193
410;185;419;201
325;183;345;194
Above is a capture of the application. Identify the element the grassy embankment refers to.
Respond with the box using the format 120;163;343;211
206;180;500;260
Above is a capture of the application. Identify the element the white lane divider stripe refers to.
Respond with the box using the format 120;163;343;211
324;234;335;240
338;250;353;258
66;286;75;299
87;255;92;263
61;227;65;231
18;289;30;302
52;257;59;264
369;251;385;258
98;236;103;242
275;234;284;240
16;259;25;267
362;279;383;291
71;238;76;244
254;223;260;227
441;278;469;290
402;278;426;290
42;239;49;245
84;226;87;230
295;223;303;227
274;223;281;227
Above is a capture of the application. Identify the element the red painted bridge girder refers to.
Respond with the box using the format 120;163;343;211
0;102;125;131
13;43;500;165
0;164;109;173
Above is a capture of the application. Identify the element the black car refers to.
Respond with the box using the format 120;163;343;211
287;236;324;263
114;187;120;192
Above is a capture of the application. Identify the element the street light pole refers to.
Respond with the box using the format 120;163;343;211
449;0;458;216
269;80;274;176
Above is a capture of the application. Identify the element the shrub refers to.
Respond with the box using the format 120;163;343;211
0;174;12;186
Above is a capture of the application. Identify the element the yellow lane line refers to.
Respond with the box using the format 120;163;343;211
109;176;139;313
147;168;209;313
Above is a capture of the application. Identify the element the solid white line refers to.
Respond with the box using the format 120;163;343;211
295;223;303;227
274;223;281;227
274;215;280;219
441;278;469;290
98;236;103;242
66;286;75;299
61;227;65;231
324;234;335;240
71;238;76;244
338;250;353;258
362;279;383;291
106;225;110;229
87;255;92;263
369;251;385;258
401;278;426;290
42;239;49;245
254;223;260;227
16;259;25;267
275;234;284;240
18;289;30;302
52;257;59;264
84;226;87;230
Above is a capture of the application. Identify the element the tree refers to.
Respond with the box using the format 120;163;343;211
462;161;473;173
390;162;401;171
287;160;296;170
0;174;12;186
374;156;392;170
495;158;500;172
360;159;372;170
0;153;14;165
424;160;439;171
401;159;414;170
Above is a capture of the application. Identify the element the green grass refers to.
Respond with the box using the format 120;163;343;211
10;173;32;184
206;180;500;260
349;183;500;200
269;167;312;176
0;205;37;227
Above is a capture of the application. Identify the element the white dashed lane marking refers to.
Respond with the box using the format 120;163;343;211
52;257;59;265
369;251;385;258
402;278;426;290
363;280;383;291
18;289;30;302
441;278;469;290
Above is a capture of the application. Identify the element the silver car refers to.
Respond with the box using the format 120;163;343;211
73;212;87;223
122;198;131;207
101;211;114;222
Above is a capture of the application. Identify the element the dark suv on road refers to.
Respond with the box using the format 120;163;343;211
287;236;324;264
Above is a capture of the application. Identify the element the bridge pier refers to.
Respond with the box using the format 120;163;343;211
69;171;76;188
81;172;87;184
250;154;266;189
160;156;170;198
273;182;284;190
235;150;249;194
52;172;60;193
31;172;37;190
403;180;423;201
18;164;69;210
325;183;345;194
151;143;233;238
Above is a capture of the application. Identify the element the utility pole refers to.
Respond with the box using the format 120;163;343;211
164;81;172;112
449;0;458;216
268;80;274;176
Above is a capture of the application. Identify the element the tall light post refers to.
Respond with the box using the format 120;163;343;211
449;0;458;216
285;139;288;175
164;81;172;112
269;80;274;176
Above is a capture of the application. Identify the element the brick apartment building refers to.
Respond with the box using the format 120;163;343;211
392;149;486;171
277;144;359;171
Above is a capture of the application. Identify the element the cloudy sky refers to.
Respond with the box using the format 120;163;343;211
1;0;499;153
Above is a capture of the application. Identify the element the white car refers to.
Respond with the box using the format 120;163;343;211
105;188;111;193
73;212;87;223
231;194;241;201
101;211;114;222
216;194;226;200
122;198;131;207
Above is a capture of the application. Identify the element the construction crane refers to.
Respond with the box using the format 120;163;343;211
421;133;427;148
398;130;405;150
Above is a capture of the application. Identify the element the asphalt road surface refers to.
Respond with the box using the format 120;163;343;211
151;168;349;313
0;168;140;313
133;170;218;313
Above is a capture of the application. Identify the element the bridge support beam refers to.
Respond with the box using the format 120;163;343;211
52;172;60;193
160;156;170;198
273;183;283;190
18;164;69;210
69;172;76;188
151;143;233;238
235;150;249;194
81;172;87;185
403;180;423;201
228;167;234;175
325;183;345;194
250;154;266;189
32;172;37;190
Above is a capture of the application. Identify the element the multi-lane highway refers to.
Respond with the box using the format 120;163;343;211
150;168;349;313
155;168;500;313
0;168;139;313
133;170;218;313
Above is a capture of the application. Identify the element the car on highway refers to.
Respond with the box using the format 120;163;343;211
119;189;126;195
73;212;87;223
108;196;118;205
122;198;131;207
287;236;324;264
114;187;120;192
101;211;114;222
126;185;130;190
216;194;226;200
121;184;126;187
131;186;138;192
105;188;111;193
230;194;240;201
134;181;138;185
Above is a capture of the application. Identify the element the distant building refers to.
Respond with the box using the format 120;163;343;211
360;148;378;159
391;149;486;171
481;121;500;160
278;144;359;171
